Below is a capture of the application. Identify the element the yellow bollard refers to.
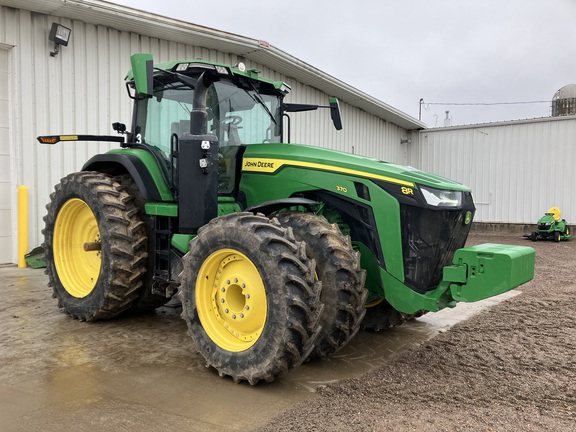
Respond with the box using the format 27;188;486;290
18;185;28;268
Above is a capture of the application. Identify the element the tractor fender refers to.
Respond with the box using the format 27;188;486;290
82;154;165;202
245;197;319;215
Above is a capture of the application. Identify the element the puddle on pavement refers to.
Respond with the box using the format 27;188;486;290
0;267;519;431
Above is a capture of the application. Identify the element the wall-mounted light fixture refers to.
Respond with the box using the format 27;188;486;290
400;138;412;144
49;22;71;57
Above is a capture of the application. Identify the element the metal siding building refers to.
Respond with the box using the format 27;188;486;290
411;116;576;225
0;0;422;263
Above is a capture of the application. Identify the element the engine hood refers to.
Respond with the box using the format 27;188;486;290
242;143;471;191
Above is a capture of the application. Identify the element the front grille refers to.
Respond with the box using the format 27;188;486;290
400;193;475;293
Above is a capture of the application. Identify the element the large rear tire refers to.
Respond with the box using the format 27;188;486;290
43;172;148;321
178;213;322;384
276;212;367;360
115;174;174;312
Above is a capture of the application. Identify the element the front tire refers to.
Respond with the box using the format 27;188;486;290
43;172;148;321
178;213;322;384
276;212;367;360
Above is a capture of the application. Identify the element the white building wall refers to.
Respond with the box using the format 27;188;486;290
287;79;408;162
0;45;11;263
411;116;576;224
0;6;409;262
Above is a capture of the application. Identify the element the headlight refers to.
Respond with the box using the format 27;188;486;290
420;186;463;207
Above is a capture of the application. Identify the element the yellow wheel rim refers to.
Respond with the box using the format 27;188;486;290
53;198;102;298
196;249;267;352
364;295;384;308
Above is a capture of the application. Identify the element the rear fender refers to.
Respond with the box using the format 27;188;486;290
82;153;172;202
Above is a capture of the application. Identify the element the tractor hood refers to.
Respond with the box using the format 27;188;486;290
242;143;471;192
538;214;556;225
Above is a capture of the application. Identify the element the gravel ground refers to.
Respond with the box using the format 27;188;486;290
257;234;576;431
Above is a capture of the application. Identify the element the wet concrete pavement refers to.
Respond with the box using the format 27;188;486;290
0;266;516;431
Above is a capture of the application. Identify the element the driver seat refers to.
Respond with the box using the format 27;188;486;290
547;207;561;221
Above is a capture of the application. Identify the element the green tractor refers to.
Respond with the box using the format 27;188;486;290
38;53;535;384
528;207;571;242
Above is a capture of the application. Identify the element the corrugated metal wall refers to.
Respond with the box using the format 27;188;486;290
0;6;409;261
286;80;407;161
410;117;576;224
0;45;11;263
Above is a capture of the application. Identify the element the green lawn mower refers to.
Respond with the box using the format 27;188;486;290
528;207;571;242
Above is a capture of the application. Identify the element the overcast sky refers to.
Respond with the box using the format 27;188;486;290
111;0;576;127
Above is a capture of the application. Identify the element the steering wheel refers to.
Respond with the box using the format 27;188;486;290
222;115;243;126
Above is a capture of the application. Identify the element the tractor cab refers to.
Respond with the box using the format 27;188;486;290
127;60;286;199
125;54;342;202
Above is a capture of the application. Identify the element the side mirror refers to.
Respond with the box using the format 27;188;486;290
329;97;342;130
282;97;343;131
130;53;154;97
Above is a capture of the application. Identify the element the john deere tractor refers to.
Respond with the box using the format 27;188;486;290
38;53;535;384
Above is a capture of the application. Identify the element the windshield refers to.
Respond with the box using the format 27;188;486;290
134;78;282;157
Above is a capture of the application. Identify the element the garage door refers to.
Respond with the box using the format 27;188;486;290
0;48;12;264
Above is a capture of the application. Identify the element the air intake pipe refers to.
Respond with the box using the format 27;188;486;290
190;72;213;135
178;71;220;233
